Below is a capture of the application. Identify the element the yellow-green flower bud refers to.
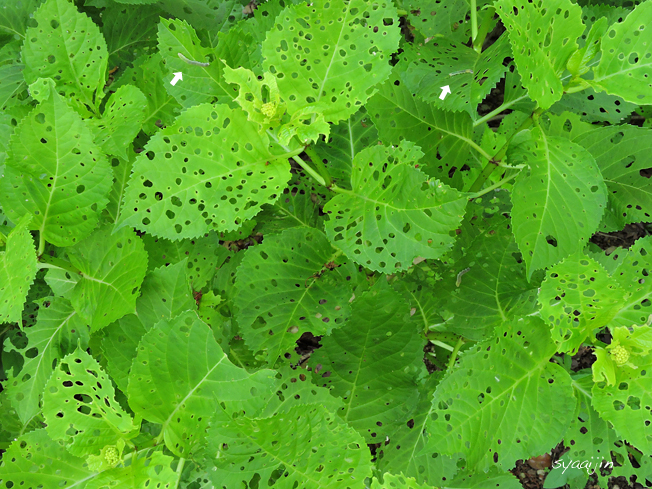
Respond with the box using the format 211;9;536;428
261;102;276;118
610;345;630;366
104;446;120;465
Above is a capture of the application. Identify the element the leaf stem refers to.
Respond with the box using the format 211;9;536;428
473;93;529;127
303;145;332;188
37;254;82;275
470;0;478;49
447;337;465;370
468;171;520;199
175;457;186;487
291;155;326;187
473;7;495;54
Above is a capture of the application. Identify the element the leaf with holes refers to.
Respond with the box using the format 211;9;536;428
100;314;147;393
0;429;95;488
592;1;652;105
400;34;511;115
422;317;575;472
572;125;652;232
0;215;37;324
21;0;108;114
127;311;276;458
157;18;232;108
234;227;357;365
0;63;26;111
495;0;585;109
539;250;625;354
4;297;89;424
405;0;480;44
102;2;161;67
85;451;180;489
0;89;112;248
43;346;138;457
87;84;147;160
609;236;652;327
67;225;148;332
309;281;424;443
118;102;296;239
206;404;373;489
323;140;467;273
510;127;607;278
261;0;400;125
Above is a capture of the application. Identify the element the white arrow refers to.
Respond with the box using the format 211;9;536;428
170;72;183;86
439;85;451;100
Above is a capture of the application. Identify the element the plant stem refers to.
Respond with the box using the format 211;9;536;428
37;254;82;275
473;7;495;53
470;0;478;49
473;93;529;127
397;8;408;16
303;145;332;187
447;337;465;370
175;457;186;487
468;171;519;199
37;233;45;257
291;155;326;187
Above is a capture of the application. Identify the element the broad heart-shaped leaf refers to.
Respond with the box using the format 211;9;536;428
423;317;575;472
0;90;112;248
4;297;89;424
127;311;276;458
157;18;232;108
118;102;295;239
432;214;540;342
314;108;378;189
593;2;652;105
136;259;196;327
87;84;147;160
0;215;37;324
510;127;607;278
0;429;94;488
572;125;652;232
234;227;356;365
495;0;584;109
610;236;652;326
84;451;180;489
261;0;400;125
592;352;652;451
21;0;108;114
43;346;138;457
206;404;373;489
366;71;478;188
67;226;148;332
374;374;461;487
539;250;625;354
100;314;147;393
309;282;425;443
324;141;467;273
141;231;226;291
113;53;182;135
400;34;511;115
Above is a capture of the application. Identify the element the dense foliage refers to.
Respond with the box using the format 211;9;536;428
0;0;651;488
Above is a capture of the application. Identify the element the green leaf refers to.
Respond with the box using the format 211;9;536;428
0;0;44;39
549;87;636;125
127;311;276;457
0;215;37;323
234;227;356;364
141;231;225;291
610;236;652;327
539;250;625;354
433;214;540;342
0;90;112;248
100;314;147;393
0;429;94;488
43;346;138;457
405;0;478;44
113;53;182;135
102;3;161;67
400;34;511;115
136;259;196;327
119;103;294;238
261;0;401;124
0;63;26;111
21;0;108;114
510;127;607;277
366;71;479;187
423;317;575;472
572;125;652;232
85;451;180;489
495;0;585;109
372;473;433;489
5;297;89;424
105;149;136;224
206;404;373;489
157;18;232;108
324;141;467;273
88;84;147;159
593;1;652;105
592;351;652;451
309;282;424;443
314;108;378;189
67;225;148;332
